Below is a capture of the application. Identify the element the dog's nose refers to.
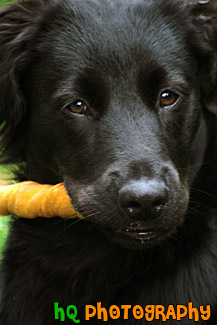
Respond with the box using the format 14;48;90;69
119;179;169;220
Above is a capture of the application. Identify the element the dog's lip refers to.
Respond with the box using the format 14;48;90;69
116;225;170;242
115;225;157;239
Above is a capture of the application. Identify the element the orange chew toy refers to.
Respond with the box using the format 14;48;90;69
0;181;83;219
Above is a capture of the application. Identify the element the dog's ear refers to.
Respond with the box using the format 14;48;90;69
189;0;217;114
0;0;45;162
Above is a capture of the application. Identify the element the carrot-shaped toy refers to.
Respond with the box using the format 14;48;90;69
0;181;83;219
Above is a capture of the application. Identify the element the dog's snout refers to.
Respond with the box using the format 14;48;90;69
119;179;169;221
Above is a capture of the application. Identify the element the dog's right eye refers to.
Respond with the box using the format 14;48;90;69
159;91;179;108
66;100;89;115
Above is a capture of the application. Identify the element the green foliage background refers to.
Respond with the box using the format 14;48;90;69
0;0;16;7
0;170;11;260
0;165;13;260
0;217;10;260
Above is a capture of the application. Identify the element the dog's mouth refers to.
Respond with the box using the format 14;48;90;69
116;225;158;240
109;224;174;248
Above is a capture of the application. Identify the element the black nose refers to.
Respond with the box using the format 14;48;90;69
119;179;169;220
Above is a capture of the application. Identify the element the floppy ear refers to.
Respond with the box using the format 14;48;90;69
189;0;217;114
0;0;44;163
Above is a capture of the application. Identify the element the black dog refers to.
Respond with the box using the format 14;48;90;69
0;0;217;323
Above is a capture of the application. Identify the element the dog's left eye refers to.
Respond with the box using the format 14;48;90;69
67;100;89;115
160;91;179;108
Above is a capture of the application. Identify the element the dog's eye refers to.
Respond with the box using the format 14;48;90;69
67;100;88;115
160;91;179;108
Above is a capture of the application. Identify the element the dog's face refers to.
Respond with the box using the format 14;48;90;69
0;0;217;248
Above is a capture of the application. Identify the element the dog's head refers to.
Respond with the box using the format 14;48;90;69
0;0;217;248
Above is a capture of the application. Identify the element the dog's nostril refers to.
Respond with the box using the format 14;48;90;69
150;199;167;215
119;180;168;221
125;201;141;215
127;201;140;209
152;199;167;210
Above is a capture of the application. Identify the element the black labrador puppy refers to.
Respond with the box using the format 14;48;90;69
0;0;217;324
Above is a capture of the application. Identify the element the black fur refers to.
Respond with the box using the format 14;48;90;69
0;0;217;323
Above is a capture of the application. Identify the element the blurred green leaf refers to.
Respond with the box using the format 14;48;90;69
0;217;10;261
0;0;17;8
